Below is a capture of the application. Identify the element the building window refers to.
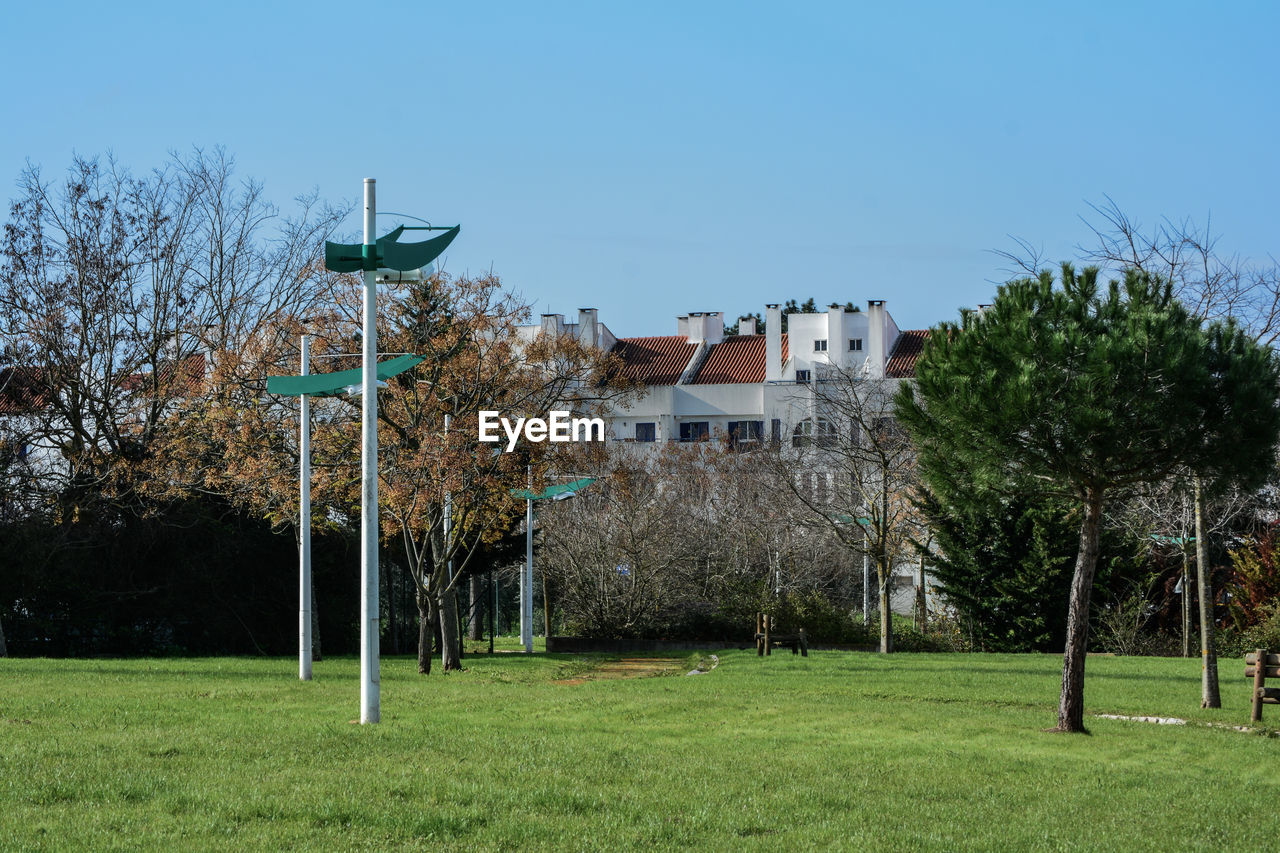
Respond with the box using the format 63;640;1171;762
814;339;828;352
793;418;838;448
849;338;863;352
635;422;656;442
796;471;833;504
727;420;763;450
815;471;831;504
771;419;781;444
795;369;811;384
679;421;710;443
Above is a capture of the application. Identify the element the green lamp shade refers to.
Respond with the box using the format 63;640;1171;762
267;354;425;398
511;477;597;501
325;225;460;273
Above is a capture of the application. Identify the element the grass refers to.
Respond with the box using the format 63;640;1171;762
2;650;1278;850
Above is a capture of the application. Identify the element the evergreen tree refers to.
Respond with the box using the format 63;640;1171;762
725;299;859;335
920;489;1136;651
897;264;1280;732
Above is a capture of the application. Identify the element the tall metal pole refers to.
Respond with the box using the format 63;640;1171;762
360;178;381;723
1181;544;1192;658
523;465;534;653
299;333;312;681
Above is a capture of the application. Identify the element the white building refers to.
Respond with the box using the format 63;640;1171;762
519;302;935;617
521;301;927;447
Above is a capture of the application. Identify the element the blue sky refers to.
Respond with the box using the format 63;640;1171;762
3;1;1276;337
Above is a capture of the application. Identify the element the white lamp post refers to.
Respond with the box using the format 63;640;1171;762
523;466;534;653
293;182;461;723
358;178;381;724
299;332;312;681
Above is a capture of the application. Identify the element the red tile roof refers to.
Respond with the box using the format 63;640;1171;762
121;353;207;396
886;330;929;378
691;333;790;384
610;336;697;386
0;367;51;415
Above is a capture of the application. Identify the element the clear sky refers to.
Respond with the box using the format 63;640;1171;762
3;1;1276;337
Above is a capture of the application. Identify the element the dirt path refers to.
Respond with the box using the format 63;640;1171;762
553;656;684;685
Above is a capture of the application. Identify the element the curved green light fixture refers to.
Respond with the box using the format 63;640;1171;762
324;224;460;273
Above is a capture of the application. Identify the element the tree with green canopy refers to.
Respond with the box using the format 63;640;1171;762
916;488;1139;652
896;264;1280;732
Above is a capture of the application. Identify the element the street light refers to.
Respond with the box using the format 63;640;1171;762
268;182;458;724
269;352;427;692
299;330;313;682
325;179;459;724
510;475;596;653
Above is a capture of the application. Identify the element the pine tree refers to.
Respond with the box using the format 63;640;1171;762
919;489;1135;651
897;264;1280;732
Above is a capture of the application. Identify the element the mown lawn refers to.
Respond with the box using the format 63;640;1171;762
2;650;1277;850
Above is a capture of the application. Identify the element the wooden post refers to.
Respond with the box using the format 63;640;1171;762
764;614;771;656
1252;647;1268;724
756;612;763;656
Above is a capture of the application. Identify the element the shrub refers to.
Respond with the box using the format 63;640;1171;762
1218;600;1280;658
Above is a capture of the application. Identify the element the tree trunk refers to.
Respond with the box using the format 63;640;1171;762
311;583;322;662
1195;476;1220;708
916;548;928;631
0;614;7;657
543;572;553;639
468;573;484;641
1056;489;1104;733
438;586;463;670
878;481;893;653
416;592;435;675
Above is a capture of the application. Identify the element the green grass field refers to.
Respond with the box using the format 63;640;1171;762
2;650;1277;850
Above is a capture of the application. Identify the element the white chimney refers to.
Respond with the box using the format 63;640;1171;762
687;312;707;344
540;313;564;337
827;303;845;366
867;300;886;377
738;316;757;336
577;308;598;348
765;304;782;382
704;311;724;346
683;312;723;346
677;315;690;338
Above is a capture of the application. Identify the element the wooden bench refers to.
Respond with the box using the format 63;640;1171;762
1246;649;1280;724
754;613;808;656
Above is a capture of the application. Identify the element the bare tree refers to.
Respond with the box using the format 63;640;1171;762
0;151;344;522
539;445;717;637
996;197;1280;343
1113;469;1256;658
765;369;921;652
539;438;855;640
